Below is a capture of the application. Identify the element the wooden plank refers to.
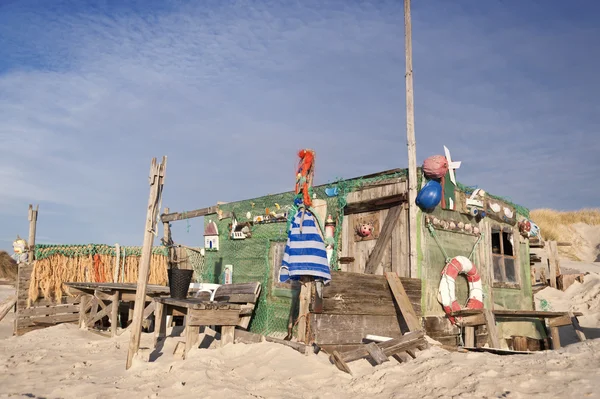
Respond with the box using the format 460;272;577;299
111;291;119;337
464;326;475;347
187;310;242;326
547;243;558;289
364;204;403;274
549;241;561;276
153;302;167;347
221;326;235;346
450;309;583;318
365;342;389;365
79;295;89;329
549;326;561;349
126;156;167;370
316;297;421;317
335;330;425;365
547;315;573;328
460;313;486;326
483;309;500;349
87;303;112;327
16;313;79;329
0;296;16;322
28;204;39;262
18;304;80;317
311;314;403;345
161;205;218;222
384;272;421;331
297;279;312;344
344;194;407;214
569;312;586;342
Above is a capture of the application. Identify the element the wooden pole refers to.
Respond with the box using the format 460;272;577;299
162;207;174;270
27;204;39;263
404;0;418;278
126;156;167;370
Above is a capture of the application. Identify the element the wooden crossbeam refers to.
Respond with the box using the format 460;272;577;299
160;206;218;222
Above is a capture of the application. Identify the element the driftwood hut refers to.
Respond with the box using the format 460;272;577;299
186;166;537;350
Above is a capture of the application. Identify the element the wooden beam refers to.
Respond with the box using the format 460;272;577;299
160;206;218;223
344;194;407;215
547;244;558;289
404;0;418;279
549;241;561;277
126;156;167;370
27;204;39;262
0;296;16;323
364;204;403;274
483;309;500;349
384;272;421;332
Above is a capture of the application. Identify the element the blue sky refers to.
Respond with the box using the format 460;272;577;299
1;0;599;252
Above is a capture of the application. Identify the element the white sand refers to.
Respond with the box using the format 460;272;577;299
0;284;15;341
1;271;599;398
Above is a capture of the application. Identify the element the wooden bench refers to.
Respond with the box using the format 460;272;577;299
153;282;261;359
450;309;585;350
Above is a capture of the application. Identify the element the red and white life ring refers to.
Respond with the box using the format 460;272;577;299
438;256;484;324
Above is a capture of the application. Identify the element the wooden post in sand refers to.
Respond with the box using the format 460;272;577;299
404;0;419;278
126;156;167;370
27;204;39;263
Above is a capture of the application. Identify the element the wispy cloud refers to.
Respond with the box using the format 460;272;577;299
0;0;598;250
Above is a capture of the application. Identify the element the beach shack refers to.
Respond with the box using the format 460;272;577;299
182;148;541;351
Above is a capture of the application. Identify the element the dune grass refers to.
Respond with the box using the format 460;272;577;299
530;208;600;242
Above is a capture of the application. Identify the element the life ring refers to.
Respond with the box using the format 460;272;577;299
438;256;484;324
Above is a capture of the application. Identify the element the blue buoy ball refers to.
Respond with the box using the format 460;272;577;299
416;180;442;211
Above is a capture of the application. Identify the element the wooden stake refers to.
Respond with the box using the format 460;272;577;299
126;156;167;370
404;0;418;278
27;204;39;263
162;207;174;270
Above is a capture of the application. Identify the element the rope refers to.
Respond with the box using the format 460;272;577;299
427;223;451;263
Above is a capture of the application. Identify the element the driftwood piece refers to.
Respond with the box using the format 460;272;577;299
0;295;16;323
385;271;421;332
329;330;426;374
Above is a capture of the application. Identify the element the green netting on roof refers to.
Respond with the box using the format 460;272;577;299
34;243;169;260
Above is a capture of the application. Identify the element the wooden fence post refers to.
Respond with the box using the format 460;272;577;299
27;204;39;262
126;156;167;370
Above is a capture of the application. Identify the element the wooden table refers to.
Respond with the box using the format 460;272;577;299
450;309;586;350
153;297;255;359
65;282;184;337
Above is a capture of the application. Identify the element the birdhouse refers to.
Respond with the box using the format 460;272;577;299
204;220;219;250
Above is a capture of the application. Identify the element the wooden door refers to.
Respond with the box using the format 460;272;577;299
340;204;409;277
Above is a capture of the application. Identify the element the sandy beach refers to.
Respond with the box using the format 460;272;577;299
1;274;599;399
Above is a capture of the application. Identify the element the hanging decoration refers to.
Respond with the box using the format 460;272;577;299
416;180;442;212
204;220;219;250
279;149;332;283
12;236;28;263
353;212;380;242
295;149;315;207
422;154;449;179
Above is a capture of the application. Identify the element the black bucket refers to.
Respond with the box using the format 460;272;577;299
168;269;193;299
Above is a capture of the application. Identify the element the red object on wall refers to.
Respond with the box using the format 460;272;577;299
423;155;449;179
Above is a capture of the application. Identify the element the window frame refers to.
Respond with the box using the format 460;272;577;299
490;224;521;289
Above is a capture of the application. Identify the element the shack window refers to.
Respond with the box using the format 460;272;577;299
491;226;519;287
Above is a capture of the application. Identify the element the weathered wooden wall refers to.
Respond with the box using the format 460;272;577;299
309;271;421;352
340;181;409;277
15;263;81;336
